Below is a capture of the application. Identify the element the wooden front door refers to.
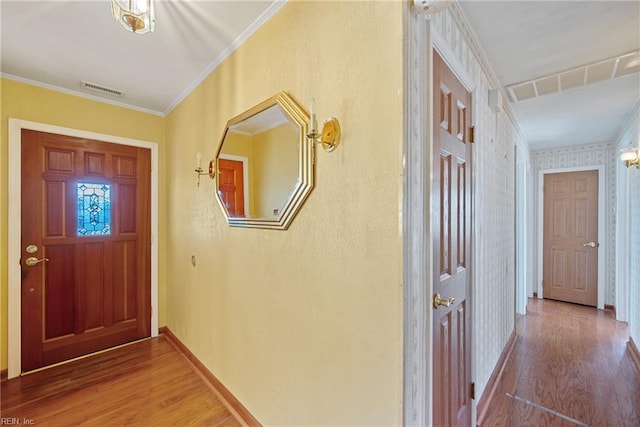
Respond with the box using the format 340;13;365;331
20;130;151;372
218;158;245;217
432;50;473;426
543;170;598;306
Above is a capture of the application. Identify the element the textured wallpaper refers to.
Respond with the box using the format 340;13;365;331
614;104;640;344
630;170;640;343
432;6;520;398
531;142;617;305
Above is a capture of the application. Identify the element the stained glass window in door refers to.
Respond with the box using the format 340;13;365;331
77;183;111;235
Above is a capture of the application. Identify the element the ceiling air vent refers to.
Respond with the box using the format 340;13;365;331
80;80;125;97
506;51;639;103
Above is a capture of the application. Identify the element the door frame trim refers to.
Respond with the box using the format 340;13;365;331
403;5;476;424
537;166;605;309
402;7;431;425
615;161;630;322
7;118;160;379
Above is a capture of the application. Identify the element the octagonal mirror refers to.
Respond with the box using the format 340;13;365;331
214;92;314;230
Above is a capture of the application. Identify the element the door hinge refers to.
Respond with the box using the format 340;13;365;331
470;382;475;400
469;126;475;143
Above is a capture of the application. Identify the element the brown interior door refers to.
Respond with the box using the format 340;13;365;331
218;158;245;217
20;129;151;372
543;170;598;306
432;50;472;426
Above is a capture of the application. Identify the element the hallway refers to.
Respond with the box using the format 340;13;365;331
480;299;640;426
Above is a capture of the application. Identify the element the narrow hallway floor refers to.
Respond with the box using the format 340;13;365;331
480;299;640;426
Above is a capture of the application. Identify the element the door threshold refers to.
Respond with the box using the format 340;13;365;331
20;337;151;377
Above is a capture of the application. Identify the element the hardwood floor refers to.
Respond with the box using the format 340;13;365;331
4;301;638;426
1;336;241;426
480;299;640;426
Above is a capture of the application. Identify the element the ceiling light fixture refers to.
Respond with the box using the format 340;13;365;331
620;146;640;169
111;0;155;34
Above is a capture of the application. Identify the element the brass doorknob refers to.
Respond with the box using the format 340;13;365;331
433;293;455;309
582;241;598;248
25;257;49;267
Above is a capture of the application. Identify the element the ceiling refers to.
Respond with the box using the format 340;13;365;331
1;1;639;151
459;1;640;150
0;0;282;115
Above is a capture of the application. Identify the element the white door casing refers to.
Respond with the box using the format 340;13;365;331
536;165;606;310
402;3;476;424
615;161;630;322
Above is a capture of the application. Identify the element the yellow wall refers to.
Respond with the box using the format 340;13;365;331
165;1;403;424
0;78;167;370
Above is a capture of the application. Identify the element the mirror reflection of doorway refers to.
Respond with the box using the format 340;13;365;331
218;157;246;217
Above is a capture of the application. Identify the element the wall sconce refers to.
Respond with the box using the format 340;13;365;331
306;99;341;153
195;152;215;186
620;147;640;169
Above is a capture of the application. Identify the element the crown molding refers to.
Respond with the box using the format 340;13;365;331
163;0;287;116
1;73;165;117
531;140;614;156
447;1;530;155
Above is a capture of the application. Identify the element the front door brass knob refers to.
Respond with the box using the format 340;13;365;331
25;257;49;267
433;293;455;309
582;241;598;248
